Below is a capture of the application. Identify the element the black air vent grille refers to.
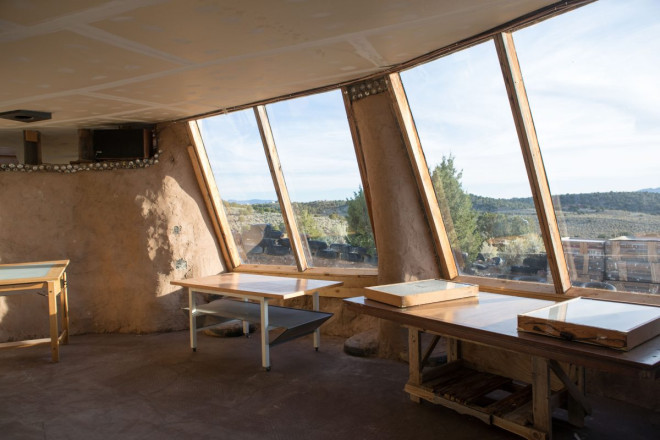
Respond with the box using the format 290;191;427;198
0;110;52;123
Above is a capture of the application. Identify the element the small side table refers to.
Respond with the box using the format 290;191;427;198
172;272;341;370
0;260;70;362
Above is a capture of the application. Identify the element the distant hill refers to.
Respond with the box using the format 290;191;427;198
470;191;660;215
228;199;276;205
470;195;534;212
230;191;660;216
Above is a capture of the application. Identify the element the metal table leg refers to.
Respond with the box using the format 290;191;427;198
313;291;320;351
243;297;250;337
188;287;197;352
260;298;271;371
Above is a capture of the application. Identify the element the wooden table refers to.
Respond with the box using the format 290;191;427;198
0;260;70;362
171;273;342;370
344;293;659;440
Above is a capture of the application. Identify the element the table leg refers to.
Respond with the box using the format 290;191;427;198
47;281;59;362
188;288;197;352
60;272;70;345
532;356;552;437
243;297;250;337
447;337;461;362
408;328;422;403
260;298;271;371
567;364;588;427
313;291;320;351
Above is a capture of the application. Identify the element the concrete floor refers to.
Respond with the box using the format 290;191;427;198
0;331;657;440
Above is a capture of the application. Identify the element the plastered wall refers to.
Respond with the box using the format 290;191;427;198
0;122;224;342
349;90;441;358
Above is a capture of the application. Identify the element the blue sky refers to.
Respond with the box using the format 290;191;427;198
199;0;659;202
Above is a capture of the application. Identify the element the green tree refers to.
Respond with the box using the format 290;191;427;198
477;212;532;239
431;155;480;263
346;187;376;255
296;208;322;238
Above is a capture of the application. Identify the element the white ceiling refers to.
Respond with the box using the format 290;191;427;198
0;0;561;134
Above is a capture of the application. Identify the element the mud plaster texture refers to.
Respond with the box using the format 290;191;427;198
351;91;441;359
0;122;224;342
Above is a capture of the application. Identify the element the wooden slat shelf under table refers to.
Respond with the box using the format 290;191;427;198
344;293;660;440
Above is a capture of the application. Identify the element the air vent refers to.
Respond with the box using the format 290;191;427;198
0;110;52;123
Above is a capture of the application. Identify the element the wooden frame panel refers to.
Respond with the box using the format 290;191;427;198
186;121;239;270
387;73;458;279
341;88;378;249
254;105;308;272
494;32;571;294
188;99;382;281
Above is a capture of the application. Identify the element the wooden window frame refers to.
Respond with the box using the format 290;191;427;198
188;101;379;280
386;73;458;280
494;32;571;295
391;33;659;305
186;1;658;305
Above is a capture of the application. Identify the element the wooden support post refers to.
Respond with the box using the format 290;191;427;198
341;88;378;249
494;32;571;294
387;73;459;280
563;363;589;427
408;328;422;403
421;335;440;368
47;281;59;362
60;272;70;345
447;337;461;362
23;130;42;165
532;356;552;437
186;121;241;270
186;146;236;270
77;129;95;162
254;105;308;272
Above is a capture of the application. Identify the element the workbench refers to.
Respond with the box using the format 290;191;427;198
171;272;342;370
344;293;659;440
0;260;70;362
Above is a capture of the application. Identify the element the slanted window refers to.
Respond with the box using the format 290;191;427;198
514;0;660;295
267;91;377;268
401;41;551;284
198;109;295;267
196;90;377;272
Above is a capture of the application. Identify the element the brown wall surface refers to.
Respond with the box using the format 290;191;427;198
0;122;224;342
349;90;440;358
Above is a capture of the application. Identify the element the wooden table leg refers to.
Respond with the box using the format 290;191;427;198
47;281;59;362
447;337;461;362
408;328;422;403
532;356;552;438
60;272;70;344
568;364;587;427
548;360;591;428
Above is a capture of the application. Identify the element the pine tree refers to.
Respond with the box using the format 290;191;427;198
431;155;480;264
346;187;376;255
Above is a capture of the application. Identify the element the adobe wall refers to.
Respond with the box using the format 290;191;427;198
0;122;224;342
348;87;441;359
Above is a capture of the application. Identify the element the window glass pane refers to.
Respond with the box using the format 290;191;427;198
267;90;377;268
401;41;550;283
514;0;660;294
197;110;295;266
